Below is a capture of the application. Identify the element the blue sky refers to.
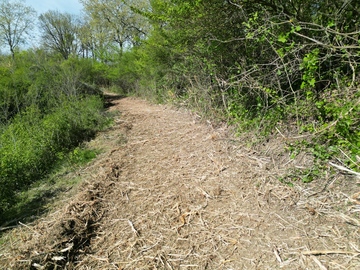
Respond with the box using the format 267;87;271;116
24;0;83;15
0;1;83;52
19;0;83;49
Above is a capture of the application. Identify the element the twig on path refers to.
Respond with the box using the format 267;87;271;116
112;218;140;236
197;187;212;199
127;220;140;237
19;221;41;236
302;250;360;256
311;256;327;270
0;225;19;232
339;213;360;227
273;246;282;263
329;162;360;178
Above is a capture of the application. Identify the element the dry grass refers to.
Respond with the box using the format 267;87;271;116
1;96;359;269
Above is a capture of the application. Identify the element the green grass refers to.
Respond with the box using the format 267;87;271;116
0;146;99;228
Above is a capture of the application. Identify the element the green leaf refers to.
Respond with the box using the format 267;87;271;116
327;21;335;28
278;34;287;43
277;48;285;57
309;78;316;87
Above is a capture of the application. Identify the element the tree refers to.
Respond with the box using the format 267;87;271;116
0;0;36;58
78;14;117;62
38;11;79;59
80;0;150;56
77;18;94;58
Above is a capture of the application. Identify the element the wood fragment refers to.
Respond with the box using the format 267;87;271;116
302;250;360;256
197;187;212;199
0;225;19;232
305;204;316;215
339;213;360;227
329;162;360;178
127;220;139;236
273;246;282;263
60;243;74;253
310;255;327;270
19;222;40;236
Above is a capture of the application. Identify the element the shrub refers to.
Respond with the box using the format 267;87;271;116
0;96;105;214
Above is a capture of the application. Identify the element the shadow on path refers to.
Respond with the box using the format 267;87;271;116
103;93;126;109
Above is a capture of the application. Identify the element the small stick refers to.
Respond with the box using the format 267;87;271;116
0;225;18;231
302;250;360;256
197;187;211;199
311;256;327;270
275;127;286;139
19;221;40;236
339;213;360;227
127;220;139;236
329;162;360;177
273;246;282;263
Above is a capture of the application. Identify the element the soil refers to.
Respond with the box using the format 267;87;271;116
1;94;360;269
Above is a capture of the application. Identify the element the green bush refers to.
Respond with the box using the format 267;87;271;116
0;96;105;214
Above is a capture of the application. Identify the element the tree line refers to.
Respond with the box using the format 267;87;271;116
0;0;149;60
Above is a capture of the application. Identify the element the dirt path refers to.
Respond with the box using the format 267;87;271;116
3;96;360;269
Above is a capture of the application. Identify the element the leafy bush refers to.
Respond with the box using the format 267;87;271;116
0;96;105;214
125;0;360;178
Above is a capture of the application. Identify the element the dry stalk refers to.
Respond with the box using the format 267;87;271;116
18;222;41;237
127;219;140;236
311;255;328;270
338;213;360;227
302;250;360;256
273;246;282;263
329;162;360;178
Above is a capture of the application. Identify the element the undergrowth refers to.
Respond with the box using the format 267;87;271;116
0;142;102;228
0;96;107;219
